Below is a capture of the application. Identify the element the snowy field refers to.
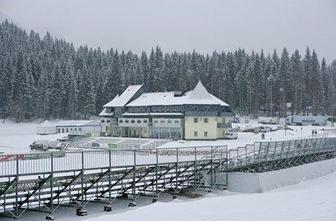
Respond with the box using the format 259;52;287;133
0;121;65;154
1;120;336;154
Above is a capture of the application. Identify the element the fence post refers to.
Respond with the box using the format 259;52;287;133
50;153;54;213
253;143;256;163
132;150;136;203
194;147;197;189
244;146;247;164
155;149;159;198
81;151;84;203
265;142;270;161
15;154;19;217
210;146;213;190
108;150;112;203
273;141;277;159
225;146;229;189
176;148;179;192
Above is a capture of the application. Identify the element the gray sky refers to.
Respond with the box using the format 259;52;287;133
0;0;336;61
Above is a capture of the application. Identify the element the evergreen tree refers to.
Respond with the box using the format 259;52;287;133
0;21;335;121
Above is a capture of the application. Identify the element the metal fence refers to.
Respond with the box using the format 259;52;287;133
228;137;336;169
0;146;227;177
1;137;336;177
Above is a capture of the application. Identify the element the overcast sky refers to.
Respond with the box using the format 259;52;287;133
0;0;335;61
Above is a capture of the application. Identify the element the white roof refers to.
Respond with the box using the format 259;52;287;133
40;120;100;127
127;81;229;107
99;108;114;117
104;85;142;107
122;112;183;116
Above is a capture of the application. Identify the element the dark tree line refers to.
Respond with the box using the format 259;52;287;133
0;21;336;121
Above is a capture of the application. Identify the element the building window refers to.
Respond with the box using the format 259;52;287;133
137;120;141;123
79;128;81;131
194;118;198;123
144;120;148;123
204;118;208;123
101;119;105;123
62;128;64;133
175;120;179;123
66;128;69;133
168;120;172;123
204;131;208;137
125;120;129;123
119;119;123;123
194;131;198;137
160;120;165;123
131;120;135;123
154;120;158;123
106;119;110;123
57;128;60;133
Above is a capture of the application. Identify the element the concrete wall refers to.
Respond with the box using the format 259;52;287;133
228;158;336;193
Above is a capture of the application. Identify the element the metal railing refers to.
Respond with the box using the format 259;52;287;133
1;137;336;177
0;146;227;177
228;137;336;169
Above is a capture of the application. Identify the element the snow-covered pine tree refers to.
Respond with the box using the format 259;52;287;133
290;50;303;114
321;58;329;114
310;50;323;114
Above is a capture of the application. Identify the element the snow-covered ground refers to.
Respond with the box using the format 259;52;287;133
1;120;336;220
84;173;336;221
160;122;336;149
0;121;65;153
1;120;336;154
5;169;335;221
83;171;336;221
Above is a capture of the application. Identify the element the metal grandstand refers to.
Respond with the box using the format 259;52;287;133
0;137;335;219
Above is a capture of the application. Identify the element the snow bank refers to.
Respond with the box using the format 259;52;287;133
228;158;336;193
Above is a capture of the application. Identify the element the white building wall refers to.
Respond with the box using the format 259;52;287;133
118;118;149;127
184;116;217;140
152;118;181;128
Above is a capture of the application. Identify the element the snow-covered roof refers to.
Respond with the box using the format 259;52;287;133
127;81;229;107
104;85;143;107
99;108;114;117
40;120;100;127
122;112;184;116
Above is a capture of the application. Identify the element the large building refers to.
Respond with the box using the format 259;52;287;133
99;81;234;140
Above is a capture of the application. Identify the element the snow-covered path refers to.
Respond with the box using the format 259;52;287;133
77;171;336;221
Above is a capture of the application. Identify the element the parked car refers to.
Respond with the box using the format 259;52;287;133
241;125;255;133
258;126;272;133
223;129;238;139
30;140;65;151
